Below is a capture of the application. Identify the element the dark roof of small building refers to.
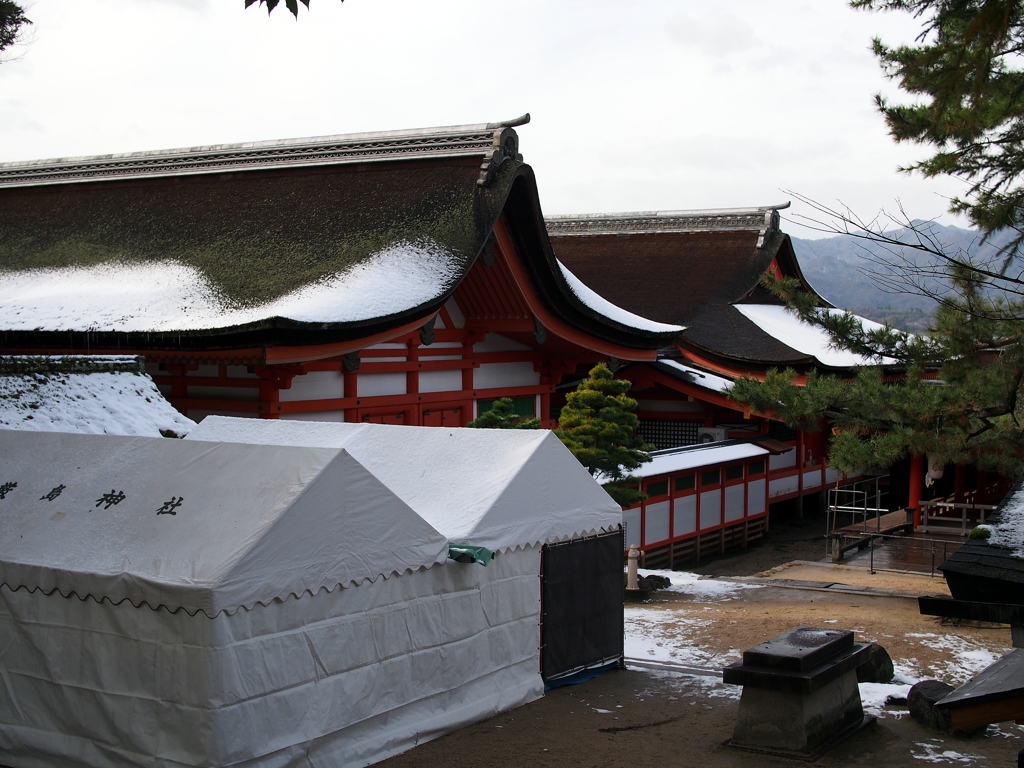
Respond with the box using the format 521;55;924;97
939;477;1024;603
547;206;844;369
0;120;681;354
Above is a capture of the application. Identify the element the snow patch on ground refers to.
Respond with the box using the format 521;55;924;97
0;239;459;332
556;260;685;334
624;607;721;666
859;681;912;717
904;633;1003;684
639;569;762;601
911;740;981;764
0;369;195;437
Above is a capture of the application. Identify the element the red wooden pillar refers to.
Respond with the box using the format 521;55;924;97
406;336;421;426
342;367;358;422
255;366;294;420
164;363;196;418
795;428;806;519
909;453;925;528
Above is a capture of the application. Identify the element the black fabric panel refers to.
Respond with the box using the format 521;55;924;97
541;529;624;681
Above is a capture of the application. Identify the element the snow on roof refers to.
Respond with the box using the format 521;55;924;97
0;356;195;437
0;240;458;332
633;442;769;479
979;484;1024;557
734;304;889;368
0;431;449;615
556;260;685;334
185;416;622;552
659;359;734;393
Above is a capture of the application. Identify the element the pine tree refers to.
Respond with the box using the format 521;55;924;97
0;2;29;58
730;266;1024;479
466;397;540;430
555;364;653;507
246;0;342;17
852;0;1024;258
730;2;1024;480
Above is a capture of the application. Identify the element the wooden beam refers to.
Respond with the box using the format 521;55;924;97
948;695;1024;730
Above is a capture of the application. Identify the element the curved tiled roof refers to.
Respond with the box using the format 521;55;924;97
0;121;681;354
547;207;846;368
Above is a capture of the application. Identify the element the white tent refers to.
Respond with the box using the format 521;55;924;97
184;416;619;553
0;423;622;768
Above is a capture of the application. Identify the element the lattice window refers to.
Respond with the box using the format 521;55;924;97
638;420;699;450
769;420;798;442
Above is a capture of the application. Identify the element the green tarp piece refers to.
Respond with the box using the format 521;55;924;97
448;545;493;566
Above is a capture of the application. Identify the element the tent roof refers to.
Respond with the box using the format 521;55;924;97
185;417;622;552
0;430;448;616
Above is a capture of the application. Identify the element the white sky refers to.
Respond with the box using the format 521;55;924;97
0;0;969;238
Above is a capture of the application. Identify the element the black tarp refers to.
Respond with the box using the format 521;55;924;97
540;528;624;681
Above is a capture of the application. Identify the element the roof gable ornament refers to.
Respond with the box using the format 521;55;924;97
756;207;784;249
419;316;437;346
477;114;530;187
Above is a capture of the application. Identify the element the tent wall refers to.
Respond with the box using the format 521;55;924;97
0;547;543;768
540;529;625;682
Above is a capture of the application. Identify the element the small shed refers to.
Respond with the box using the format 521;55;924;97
0;423;622;767
620;439;794;569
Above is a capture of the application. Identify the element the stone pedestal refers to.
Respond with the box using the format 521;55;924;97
723;626;874;758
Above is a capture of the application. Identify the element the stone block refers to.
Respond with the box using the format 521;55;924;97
909;680;987;737
856;642;895;684
731;668;865;753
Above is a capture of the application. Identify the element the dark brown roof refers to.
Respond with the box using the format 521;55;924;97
549;211;833;367
0;122;681;354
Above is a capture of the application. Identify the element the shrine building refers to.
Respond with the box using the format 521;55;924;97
4;118;994;564
0;118;681;428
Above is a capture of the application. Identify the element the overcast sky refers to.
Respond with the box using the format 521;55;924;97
0;1;970;238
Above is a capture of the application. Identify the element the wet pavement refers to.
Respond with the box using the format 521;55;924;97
838;531;968;576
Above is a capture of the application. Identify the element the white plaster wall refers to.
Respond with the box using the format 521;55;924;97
770;449;796;470
474;362;539;390
724;485;745;523
226;366;258;379
358;373;406;397
769;475;799;497
472;334;532;353
747;478;766;516
444;298;466;329
699;489;721;529
673;496;696;536
279;370;344;403
643;501;670;545
623;508;642;549
419;370;463;394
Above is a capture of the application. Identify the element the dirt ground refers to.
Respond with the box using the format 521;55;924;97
379;514;1023;768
